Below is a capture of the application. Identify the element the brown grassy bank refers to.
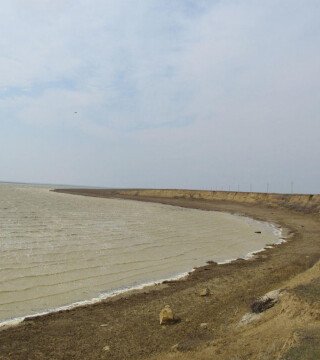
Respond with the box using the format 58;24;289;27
54;188;320;214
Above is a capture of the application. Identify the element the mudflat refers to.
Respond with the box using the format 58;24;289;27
1;190;319;360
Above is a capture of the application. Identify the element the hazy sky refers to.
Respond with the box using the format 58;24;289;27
1;1;319;193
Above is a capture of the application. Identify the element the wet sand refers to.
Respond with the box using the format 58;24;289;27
0;190;319;360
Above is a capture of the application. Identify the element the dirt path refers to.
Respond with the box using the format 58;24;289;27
0;192;319;360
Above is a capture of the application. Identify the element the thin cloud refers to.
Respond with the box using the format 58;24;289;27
0;1;319;192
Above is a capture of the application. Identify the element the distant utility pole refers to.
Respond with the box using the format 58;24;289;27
228;185;231;191
267;182;269;193
237;184;240;192
291;181;294;194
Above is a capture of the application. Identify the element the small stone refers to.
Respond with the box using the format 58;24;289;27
103;345;110;351
200;323;208;329
159;305;175;325
199;288;210;297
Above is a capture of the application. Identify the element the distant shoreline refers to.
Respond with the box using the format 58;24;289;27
53;187;320;214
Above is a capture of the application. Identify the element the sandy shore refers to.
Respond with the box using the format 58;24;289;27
0;190;319;360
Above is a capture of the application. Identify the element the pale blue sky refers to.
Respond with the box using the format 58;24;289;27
0;0;319;193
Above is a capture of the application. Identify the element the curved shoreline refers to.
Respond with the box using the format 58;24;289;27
1;189;319;360
0;209;284;330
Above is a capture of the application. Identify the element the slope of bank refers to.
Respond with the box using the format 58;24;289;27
0;189;319;360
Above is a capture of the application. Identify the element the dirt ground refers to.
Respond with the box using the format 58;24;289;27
0;192;319;360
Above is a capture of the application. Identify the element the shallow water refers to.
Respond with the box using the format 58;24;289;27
0;184;280;323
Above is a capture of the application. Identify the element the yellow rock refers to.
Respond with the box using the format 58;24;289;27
199;287;210;296
159;305;175;325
